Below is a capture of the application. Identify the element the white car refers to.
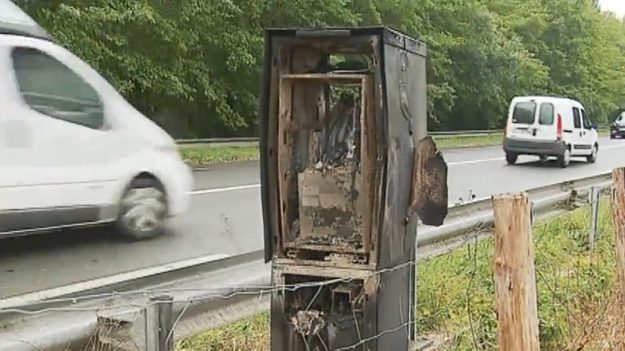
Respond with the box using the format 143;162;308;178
610;111;625;139
503;95;599;168
0;1;193;240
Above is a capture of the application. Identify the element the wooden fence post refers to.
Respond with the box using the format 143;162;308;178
611;168;625;351
492;193;540;351
612;168;625;305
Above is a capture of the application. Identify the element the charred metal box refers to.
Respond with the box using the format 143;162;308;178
259;26;437;351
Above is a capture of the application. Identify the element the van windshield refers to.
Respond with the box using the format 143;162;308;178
512;101;536;124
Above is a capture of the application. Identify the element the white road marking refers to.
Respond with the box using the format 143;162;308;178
190;143;625;195
446;157;504;166
192;184;260;195
0;253;229;310
443;142;625;166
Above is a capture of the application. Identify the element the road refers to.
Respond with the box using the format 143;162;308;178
1;138;625;299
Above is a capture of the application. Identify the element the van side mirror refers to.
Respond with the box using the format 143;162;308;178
591;122;598;130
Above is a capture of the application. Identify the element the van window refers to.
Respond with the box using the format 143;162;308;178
512;101;536;124
538;103;554;125
11;47;103;129
581;109;591;129
572;107;582;129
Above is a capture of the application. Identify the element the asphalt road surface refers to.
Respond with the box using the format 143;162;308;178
2;137;625;299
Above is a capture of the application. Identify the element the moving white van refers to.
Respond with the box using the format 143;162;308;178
0;1;193;239
503;96;599;168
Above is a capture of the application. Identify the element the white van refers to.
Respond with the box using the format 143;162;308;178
0;1;192;239
503;96;599;168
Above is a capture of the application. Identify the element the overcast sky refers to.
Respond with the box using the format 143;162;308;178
599;0;625;17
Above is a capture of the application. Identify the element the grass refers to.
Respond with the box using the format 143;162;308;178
418;198;621;350
176;313;270;351
177;198;622;350
177;134;503;167
179;145;259;167
433;133;502;149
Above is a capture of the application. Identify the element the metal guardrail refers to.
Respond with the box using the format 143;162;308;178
176;137;259;145
428;130;500;136
0;172;613;350
174;130;503;146
175;127;613;146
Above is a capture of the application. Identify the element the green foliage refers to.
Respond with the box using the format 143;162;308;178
177;312;270;351
17;0;625;136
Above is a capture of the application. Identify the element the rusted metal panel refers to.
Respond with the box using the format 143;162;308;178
409;137;448;226
378;35;421;351
277;76;295;246
259;30;275;263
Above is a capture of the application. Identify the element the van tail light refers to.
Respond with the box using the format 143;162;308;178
556;114;563;141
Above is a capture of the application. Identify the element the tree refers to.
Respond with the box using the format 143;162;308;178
15;0;625;135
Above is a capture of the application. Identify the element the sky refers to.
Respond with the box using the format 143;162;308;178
599;0;625;17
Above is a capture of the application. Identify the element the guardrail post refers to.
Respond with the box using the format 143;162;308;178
492;193;540;351
589;186;600;251
147;295;174;351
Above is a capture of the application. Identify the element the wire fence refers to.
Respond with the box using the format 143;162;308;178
1;261;422;351
0;189;620;351
416;190;625;350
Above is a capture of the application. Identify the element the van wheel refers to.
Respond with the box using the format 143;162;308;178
587;144;598;163
558;148;570;168
506;153;518;165
117;178;168;240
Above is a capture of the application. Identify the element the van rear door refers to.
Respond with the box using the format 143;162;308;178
508;99;557;141
508;99;537;139
533;101;557;141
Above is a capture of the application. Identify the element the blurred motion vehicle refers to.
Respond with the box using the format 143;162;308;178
503;96;599;168
610;110;625;139
0;0;192;240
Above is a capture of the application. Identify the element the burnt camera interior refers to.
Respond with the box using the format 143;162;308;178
282;273;368;350
277;53;378;263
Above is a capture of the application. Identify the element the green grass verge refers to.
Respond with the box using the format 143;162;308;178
418;198;619;350
177;198;621;350
179;130;611;167
178;134;502;167
432;133;502;149
177;313;269;351
179;145;259;167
